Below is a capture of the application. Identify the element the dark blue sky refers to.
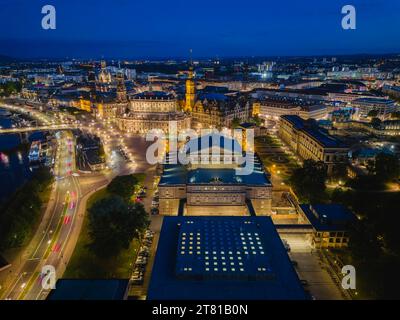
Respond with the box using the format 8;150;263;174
0;0;399;59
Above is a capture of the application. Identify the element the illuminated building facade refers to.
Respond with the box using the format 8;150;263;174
185;67;196;112
298;204;356;249
191;94;251;129
279;115;349;174
116;91;191;134
352;97;397;120
158;134;272;216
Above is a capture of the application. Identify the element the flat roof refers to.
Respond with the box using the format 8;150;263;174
147;216;307;300
300;204;356;232
47;279;129;300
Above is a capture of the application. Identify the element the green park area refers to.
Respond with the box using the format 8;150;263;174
0;81;22;97
64;173;148;279
254;135;300;182
0;168;53;252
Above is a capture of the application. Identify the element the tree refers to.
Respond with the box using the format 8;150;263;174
251;115;263;127
231;117;241;128
371;117;382;129
88;195;149;257
373;153;400;182
107;174;139;201
289;160;328;202
368;109;379;118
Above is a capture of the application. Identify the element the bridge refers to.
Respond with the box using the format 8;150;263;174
0;124;77;134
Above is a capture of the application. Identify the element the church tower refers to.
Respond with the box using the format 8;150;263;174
185;49;196;112
116;71;127;102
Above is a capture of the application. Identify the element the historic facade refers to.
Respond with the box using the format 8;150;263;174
191;94;251;130
158;133;272;216
116;91;191;134
279;115;349;174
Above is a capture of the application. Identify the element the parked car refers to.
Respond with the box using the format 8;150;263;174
300;279;309;287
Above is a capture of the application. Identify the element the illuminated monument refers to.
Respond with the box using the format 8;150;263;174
184;49;196;112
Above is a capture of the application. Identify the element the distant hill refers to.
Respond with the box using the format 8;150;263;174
0;54;16;63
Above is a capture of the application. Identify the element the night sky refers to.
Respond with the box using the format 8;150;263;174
0;0;399;59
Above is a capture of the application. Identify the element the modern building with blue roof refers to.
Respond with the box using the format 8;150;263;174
298;204;356;248
47;279;129;300
147;216;307;300
352;97;397;120
159;133;272;216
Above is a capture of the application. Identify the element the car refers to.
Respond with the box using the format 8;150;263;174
300;280;309;287
130;277;143;285
139;252;149;258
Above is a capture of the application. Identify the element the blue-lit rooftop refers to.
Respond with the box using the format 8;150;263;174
159;159;270;186
300;204;356;232
176;219;273;280
147;216;306;300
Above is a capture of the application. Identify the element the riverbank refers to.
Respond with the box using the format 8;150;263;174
0;167;53;251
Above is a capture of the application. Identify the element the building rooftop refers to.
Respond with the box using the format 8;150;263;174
147;216;306;300
47;279;129;300
183;133;243;155
353;97;395;104
300;204;356;232
198;92;229;102
301;127;347;148
132;90;174;100
281;115;348;148
281;114;305;130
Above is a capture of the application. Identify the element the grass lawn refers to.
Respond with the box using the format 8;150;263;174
64;185;141;279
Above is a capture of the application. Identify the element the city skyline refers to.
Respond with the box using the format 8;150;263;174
1;0;400;59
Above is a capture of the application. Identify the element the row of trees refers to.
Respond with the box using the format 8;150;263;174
0;81;22;97
87;175;149;258
0;168;53;251
289;159;328;203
